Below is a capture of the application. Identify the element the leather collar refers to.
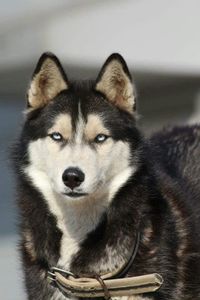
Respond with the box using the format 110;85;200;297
47;231;163;298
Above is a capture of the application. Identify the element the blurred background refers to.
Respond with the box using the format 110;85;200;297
1;0;200;299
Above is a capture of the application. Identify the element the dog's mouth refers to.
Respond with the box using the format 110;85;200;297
63;192;88;198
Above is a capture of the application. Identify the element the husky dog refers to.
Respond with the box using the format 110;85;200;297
12;52;200;300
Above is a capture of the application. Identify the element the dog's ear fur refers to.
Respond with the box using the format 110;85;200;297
27;52;68;110
95;53;136;114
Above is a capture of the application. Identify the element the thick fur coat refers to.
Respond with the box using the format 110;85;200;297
12;53;200;300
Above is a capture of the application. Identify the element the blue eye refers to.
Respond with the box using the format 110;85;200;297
94;134;109;143
49;132;63;141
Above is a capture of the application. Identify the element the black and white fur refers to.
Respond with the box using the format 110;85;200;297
12;52;200;300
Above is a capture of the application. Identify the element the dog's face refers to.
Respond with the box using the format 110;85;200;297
21;53;142;203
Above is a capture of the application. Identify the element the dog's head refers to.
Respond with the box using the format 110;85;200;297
20;53;143;203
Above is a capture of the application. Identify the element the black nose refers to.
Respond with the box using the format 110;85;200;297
62;168;85;190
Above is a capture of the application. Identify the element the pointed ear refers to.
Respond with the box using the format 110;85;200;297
95;53;136;114
27;52;68;110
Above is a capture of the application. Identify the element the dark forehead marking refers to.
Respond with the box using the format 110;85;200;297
69;81;95;131
40;82;93;135
45;80;136;139
49;80;112;118
71;83;114;122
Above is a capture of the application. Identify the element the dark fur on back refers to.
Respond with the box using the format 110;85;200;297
12;53;200;300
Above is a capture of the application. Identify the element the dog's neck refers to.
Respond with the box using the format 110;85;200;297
55;191;109;241
56;191;135;274
24;166;142;275
25;166;107;237
25;166;116;269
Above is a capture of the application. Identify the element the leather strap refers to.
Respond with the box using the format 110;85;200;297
94;274;111;300
48;271;163;297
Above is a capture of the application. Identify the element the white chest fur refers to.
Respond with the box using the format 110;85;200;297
24;165;132;300
24;166;108;270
